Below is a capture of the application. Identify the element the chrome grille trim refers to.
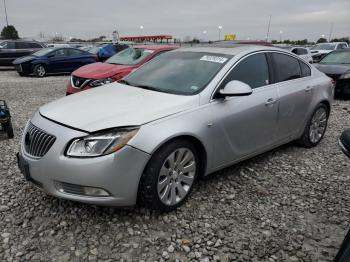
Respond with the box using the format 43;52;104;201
24;122;56;158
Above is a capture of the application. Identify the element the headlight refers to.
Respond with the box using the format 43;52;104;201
89;78;114;87
66;127;139;157
340;73;350;79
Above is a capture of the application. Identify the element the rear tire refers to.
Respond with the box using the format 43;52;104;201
298;104;329;148
138;139;200;212
18;72;26;77
33;64;46;77
7;122;14;139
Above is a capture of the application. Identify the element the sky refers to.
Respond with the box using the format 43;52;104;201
0;0;349;42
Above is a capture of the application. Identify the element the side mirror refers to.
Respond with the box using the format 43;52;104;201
218;80;253;98
339;129;350;158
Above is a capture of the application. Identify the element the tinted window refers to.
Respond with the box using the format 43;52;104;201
299;61;311;77
16;42;29;49
0;41;15;49
54;49;69;57
297;48;307;55
68;49;84;56
30;42;42;48
222;53;269;89
271;53;302;82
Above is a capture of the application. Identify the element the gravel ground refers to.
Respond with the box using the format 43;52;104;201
0;69;350;261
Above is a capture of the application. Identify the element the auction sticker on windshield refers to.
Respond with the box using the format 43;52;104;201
200;55;228;63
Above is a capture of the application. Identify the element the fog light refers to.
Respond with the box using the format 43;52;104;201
56;181;110;197
83;186;110;197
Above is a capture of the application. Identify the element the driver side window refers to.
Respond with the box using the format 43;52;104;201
221;53;270;89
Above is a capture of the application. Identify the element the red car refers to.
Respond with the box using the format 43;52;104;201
66;45;177;95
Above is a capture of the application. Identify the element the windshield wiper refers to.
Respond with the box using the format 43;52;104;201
118;79;132;86
134;84;159;92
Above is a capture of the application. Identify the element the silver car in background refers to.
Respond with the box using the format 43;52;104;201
18;46;334;211
278;46;313;63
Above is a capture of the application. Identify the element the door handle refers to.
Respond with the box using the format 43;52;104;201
305;86;312;92
265;98;278;106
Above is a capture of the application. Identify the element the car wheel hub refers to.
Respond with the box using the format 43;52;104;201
309;107;327;143
157;148;196;206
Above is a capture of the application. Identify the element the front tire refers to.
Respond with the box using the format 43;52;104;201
298;104;329;147
33;64;46;77
7;122;14;139
138;139;200;212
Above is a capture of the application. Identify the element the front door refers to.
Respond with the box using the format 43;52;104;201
210;52;279;168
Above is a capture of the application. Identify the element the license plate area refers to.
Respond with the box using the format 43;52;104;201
17;153;31;181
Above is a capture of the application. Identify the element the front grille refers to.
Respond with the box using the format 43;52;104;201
71;75;90;88
24;122;56;158
15;64;23;72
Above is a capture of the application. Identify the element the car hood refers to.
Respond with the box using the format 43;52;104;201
311;50;331;55
39;83;199;132
13;55;35;64
314;63;350;76
73;62;134;79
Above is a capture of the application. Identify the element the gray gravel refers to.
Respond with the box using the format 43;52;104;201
0;70;350;261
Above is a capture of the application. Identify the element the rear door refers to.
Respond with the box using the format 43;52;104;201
269;52;313;141
210;52;279;167
67;49;93;71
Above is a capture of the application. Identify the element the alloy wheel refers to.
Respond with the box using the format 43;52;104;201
37;66;46;77
157;148;196;206
309;107;327;144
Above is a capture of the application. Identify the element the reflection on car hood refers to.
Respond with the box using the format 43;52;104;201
314;63;350;76
311;50;331;55
39;83;199;132
72;62;134;79
13;56;35;64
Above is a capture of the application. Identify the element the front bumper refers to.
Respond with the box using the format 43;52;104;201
18;112;151;206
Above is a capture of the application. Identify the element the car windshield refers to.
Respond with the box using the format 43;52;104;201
106;48;153;65
32;48;55;56
123;51;232;95
319;51;350;64
311;43;336;50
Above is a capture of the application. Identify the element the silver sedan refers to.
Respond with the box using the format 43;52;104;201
18;45;334;211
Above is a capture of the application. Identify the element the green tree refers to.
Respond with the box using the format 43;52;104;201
316;37;327;44
0;25;19;39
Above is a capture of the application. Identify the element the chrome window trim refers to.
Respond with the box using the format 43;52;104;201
210;50;313;102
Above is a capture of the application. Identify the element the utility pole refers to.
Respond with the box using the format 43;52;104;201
266;15;272;42
328;22;334;42
3;0;9;26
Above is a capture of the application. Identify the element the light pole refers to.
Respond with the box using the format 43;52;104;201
279;30;283;43
3;0;9;26
218;26;222;41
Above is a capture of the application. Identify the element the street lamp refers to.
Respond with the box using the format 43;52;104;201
218;26;223;41
279;30;283;43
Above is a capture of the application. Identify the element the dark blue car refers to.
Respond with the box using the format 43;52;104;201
12;47;97;77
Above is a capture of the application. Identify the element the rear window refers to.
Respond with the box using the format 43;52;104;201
271;53;302;82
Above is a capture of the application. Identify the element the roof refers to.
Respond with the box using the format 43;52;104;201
173;45;283;56
133;45;178;51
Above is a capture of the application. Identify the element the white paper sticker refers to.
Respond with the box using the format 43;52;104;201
200;55;228;64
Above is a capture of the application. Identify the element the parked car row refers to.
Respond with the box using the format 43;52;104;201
311;42;348;62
